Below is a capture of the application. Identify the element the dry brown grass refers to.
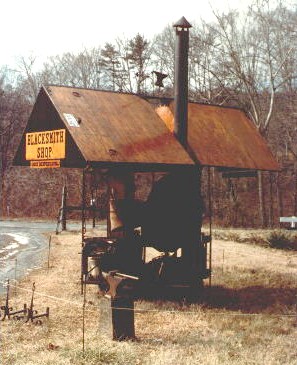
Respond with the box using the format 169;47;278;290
1;228;296;365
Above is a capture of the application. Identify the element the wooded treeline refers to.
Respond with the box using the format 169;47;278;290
1;0;297;227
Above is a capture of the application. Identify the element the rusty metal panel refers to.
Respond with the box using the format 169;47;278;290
45;86;194;167
156;102;279;171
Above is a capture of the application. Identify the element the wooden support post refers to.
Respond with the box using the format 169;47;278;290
111;297;135;341
91;188;96;228
61;185;67;231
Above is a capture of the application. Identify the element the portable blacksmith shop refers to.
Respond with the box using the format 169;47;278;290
14;17;279;339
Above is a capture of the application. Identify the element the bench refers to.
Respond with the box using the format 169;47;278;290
279;216;297;229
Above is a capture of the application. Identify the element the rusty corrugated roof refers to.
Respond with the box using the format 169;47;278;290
156;102;279;171
15;85;279;171
46;85;194;167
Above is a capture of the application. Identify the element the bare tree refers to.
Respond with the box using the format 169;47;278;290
189;22;232;104
41;48;103;89
0;69;30;216
192;3;297;226
16;56;40;101
188;2;296;131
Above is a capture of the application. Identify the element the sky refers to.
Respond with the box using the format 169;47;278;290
1;0;251;70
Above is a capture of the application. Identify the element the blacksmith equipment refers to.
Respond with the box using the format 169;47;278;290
25;282;49;324
0;280;27;321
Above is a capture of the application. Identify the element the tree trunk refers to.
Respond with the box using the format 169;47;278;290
268;172;274;228
1;175;8;218
0;177;4;218
258;171;266;228
293;162;297;216
276;171;283;226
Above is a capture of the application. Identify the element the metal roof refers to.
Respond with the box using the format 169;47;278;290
173;17;192;28
14;85;279;171
156;102;279;171
45;85;194;168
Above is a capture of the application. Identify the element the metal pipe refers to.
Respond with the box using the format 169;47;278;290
173;17;192;147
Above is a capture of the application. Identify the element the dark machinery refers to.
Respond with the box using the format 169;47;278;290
81;168;211;301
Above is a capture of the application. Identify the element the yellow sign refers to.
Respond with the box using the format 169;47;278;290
30;160;61;169
26;129;66;161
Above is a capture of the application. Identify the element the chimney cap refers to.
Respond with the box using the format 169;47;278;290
173;16;192;28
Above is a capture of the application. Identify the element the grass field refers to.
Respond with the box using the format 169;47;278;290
1;228;296;365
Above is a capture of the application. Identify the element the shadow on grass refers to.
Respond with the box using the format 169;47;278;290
200;285;296;313
137;284;296;314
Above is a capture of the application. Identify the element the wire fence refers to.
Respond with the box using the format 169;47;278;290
1;279;296;319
